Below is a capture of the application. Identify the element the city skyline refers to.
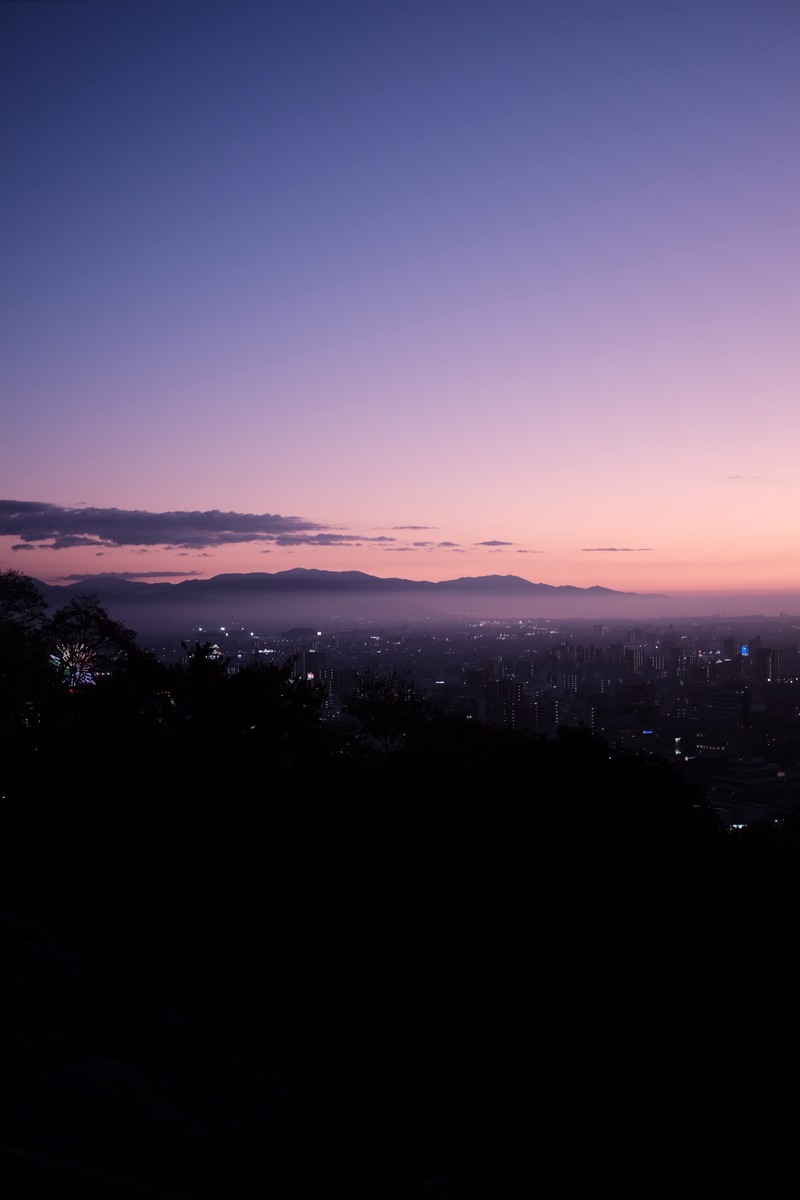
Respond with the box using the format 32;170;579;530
3;2;799;609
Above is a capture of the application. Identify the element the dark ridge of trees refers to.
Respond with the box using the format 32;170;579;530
47;592;138;655
3;574;800;1196
0;570;53;746
343;666;432;753
0;568;47;630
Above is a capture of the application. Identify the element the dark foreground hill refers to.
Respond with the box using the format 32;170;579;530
3;697;777;1199
3;612;800;1195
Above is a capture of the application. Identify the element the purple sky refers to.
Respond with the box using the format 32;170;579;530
2;1;799;608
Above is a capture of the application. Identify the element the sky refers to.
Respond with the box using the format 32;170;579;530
2;0;799;609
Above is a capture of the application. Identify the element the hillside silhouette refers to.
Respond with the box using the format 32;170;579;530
2;575;799;1195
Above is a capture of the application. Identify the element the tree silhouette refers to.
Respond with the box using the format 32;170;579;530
345;668;431;754
0;571;53;756
0;569;47;632
48;595;136;652
47;595;137;687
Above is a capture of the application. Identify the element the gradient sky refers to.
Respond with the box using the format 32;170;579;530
2;0;799;605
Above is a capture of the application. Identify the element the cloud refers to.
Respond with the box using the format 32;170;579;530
407;540;463;549
1;500;327;551
272;533;395;547
516;549;544;554
390;525;436;530
58;571;203;581
475;540;514;547
726;474;762;480
581;547;654;552
54;536;112;550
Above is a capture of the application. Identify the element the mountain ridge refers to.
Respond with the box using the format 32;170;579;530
33;568;664;601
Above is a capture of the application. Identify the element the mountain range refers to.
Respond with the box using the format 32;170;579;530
32;569;666;632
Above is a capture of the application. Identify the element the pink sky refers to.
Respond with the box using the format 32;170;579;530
2;2;798;609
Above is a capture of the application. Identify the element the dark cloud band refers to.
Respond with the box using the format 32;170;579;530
1;500;327;551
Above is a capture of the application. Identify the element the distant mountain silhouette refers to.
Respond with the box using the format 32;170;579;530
30;570;666;632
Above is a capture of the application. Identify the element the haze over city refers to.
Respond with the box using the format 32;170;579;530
3;1;799;615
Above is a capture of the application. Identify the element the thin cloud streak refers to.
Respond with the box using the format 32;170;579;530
272;533;395;547
59;570;202;581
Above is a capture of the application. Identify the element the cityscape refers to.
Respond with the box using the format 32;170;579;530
108;608;800;829
14;562;800;832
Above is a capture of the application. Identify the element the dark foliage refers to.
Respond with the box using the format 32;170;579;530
46;593;138;657
0;569;47;632
3;604;800;1196
344;667;432;753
